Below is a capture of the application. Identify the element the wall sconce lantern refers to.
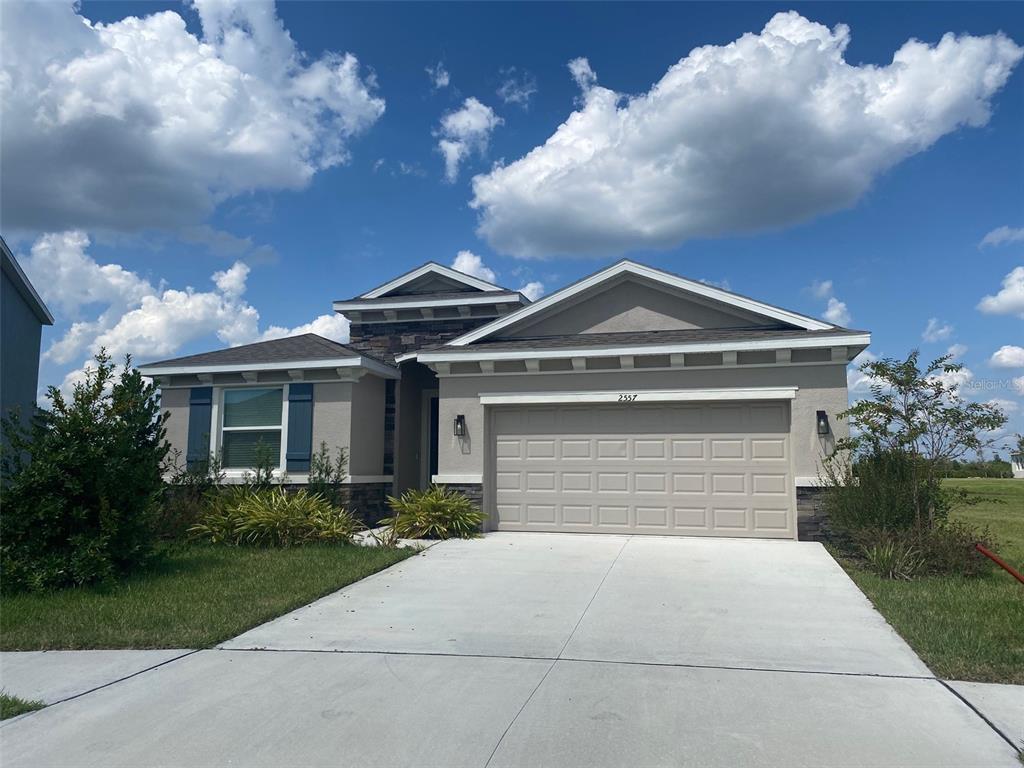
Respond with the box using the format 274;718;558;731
453;414;467;438
816;410;830;436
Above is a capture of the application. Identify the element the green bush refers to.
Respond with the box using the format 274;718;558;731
155;451;225;540
821;449;952;535
380;485;484;540
1;352;169;593
858;532;924;580
190;488;363;546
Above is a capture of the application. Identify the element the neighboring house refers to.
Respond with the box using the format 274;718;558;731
1;237;54;440
1012;453;1024;480
139;260;870;539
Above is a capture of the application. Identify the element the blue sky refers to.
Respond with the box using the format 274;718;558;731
3;1;1023;451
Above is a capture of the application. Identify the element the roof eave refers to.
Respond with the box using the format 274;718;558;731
1;237;54;325
139;356;400;380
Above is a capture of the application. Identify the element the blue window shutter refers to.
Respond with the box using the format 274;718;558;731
186;387;213;469
286;383;314;472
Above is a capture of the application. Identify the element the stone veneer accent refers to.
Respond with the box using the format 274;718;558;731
383;380;395;475
348;317;495;363
339;482;393;527
796;485;828;542
442;483;485;530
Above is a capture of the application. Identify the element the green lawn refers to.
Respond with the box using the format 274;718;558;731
0;544;413;650
0;692;45;720
841;478;1024;684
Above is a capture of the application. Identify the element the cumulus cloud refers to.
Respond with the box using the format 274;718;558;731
946;343;968;359
990;345;1024;368
518;281;545;301
451;250;497;283
426;62;450;89
987;398;1019;414
922;317;954;343
1015;376;1024;397
436;97;503;182
497;68;537;109
470;13;1022;258
21;231;347;389
0;0;385;233
980;226;1024;248
978;266;1024;318
824;298;851;326
807;279;850;325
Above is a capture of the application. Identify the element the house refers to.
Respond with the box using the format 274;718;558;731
139;260;870;539
1;237;54;440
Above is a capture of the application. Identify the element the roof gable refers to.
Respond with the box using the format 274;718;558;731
1;237;54;325
359;262;503;298
502;275;781;338
448;261;834;347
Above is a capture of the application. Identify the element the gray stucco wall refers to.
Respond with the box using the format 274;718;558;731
311;381;353;471
436;363;849;484
507;279;768;337
349;375;385;476
1;269;44;426
160;388;191;468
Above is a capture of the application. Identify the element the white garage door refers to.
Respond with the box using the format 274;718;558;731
491;401;795;538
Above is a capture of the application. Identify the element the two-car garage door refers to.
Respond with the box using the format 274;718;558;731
492;401;795;539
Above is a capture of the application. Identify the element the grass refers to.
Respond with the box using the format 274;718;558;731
0;543;413;650
839;478;1024;684
0;692;45;720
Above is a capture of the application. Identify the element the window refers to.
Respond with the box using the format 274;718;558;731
221;388;283;469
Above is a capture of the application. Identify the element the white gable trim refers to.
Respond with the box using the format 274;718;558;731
360;262;503;298
448;260;833;346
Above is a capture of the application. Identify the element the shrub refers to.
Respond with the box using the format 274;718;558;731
858;532;924;580
155;451;225;539
307;443;348;508
917;520;997;577
380;485;484;540
821;449;952;535
190;488;363;546
1;352;169;593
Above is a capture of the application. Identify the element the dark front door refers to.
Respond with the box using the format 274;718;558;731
429;396;439;479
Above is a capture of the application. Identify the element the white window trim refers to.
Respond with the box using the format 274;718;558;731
213;384;289;474
479;387;798;406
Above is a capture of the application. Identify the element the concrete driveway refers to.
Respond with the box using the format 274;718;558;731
2;534;1018;767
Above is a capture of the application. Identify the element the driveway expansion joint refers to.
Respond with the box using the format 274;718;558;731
936;679;1022;754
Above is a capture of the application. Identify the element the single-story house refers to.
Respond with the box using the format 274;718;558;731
1;236;54;443
139;260;870;540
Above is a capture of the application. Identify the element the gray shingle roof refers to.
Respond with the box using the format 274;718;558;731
423;326;866;354
141;333;382;369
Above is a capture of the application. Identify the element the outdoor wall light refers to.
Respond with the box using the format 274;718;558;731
453;414;467;438
816;410;831;436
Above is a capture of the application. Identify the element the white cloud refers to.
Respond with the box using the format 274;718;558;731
518;281;545;301
987;398;1019;414
1014;376;1024;396
930;365;974;395
806;279;850;325
451;250;497;283
980;225;1024;248
847;350;880;395
824;297;851;326
978;266;1024;318
922;317;954;343
21;231;347;388
470;13;1022;258
990;345;1024;368
1;0;385;233
426;62;450;89
946;343;968;359
497;68;537;109
809;279;834;300
436;97;503;182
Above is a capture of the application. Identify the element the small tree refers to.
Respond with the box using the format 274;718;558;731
836;351;1007;529
1;351;170;592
